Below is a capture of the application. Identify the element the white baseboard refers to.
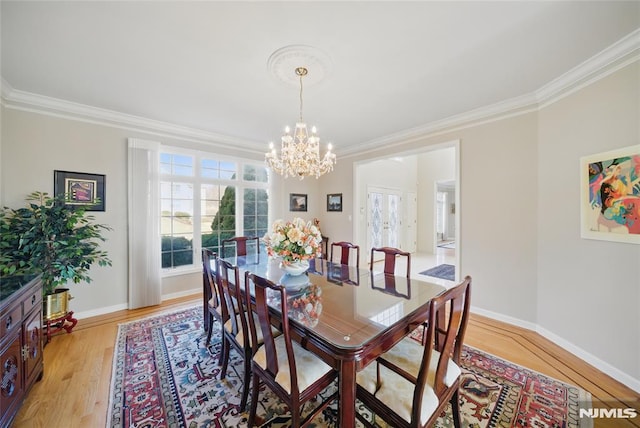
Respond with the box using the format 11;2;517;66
470;305;538;331
74;303;128;320
73;289;199;320
162;288;200;301
536;325;640;394
471;305;640;394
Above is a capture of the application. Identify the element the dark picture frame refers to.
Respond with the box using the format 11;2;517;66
327;193;342;212
54;170;106;211
289;193;308;212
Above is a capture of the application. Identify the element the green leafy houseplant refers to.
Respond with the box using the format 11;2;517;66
0;191;112;296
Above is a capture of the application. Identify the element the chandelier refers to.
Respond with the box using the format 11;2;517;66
265;67;336;179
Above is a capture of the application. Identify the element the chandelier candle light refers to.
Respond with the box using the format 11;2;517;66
265;67;336;179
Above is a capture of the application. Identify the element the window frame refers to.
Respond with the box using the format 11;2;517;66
160;146;269;276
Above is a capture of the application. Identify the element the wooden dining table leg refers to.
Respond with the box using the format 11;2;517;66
339;359;357;428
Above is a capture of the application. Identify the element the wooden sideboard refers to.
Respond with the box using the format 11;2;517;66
0;275;44;428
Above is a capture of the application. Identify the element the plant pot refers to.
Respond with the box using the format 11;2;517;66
43;288;72;321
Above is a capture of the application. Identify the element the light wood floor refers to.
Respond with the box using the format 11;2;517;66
11;295;640;428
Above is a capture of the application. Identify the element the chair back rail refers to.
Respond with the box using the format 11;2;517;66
245;273;300;395
202;248;218;310
330;241;360;268
217;258;249;344
370;246;411;277
222;236;260;258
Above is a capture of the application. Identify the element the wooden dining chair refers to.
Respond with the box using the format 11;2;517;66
244;272;339;427
214;258;251;409
330;241;360;268
370;246;411;277
221;236;260;258
355;276;472;428
202;249;222;345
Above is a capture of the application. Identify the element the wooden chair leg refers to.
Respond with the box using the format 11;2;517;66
248;373;260;427
291;402;301;428
451;388;462;428
240;352;251;410
220;337;230;378
205;315;214;348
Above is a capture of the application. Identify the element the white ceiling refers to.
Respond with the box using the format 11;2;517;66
2;1;639;156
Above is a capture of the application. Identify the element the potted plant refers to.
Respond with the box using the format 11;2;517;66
0;191;112;320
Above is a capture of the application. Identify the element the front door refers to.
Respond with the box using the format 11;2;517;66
367;186;402;263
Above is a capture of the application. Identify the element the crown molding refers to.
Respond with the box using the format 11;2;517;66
2;29;638;157
342;29;640;157
339;92;539;158
1;85;264;156
536;28;640;107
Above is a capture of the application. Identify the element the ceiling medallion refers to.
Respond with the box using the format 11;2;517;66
267;45;333;87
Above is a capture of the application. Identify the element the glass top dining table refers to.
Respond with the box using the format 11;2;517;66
219;254;447;428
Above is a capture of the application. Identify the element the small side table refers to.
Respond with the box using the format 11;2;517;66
44;311;78;344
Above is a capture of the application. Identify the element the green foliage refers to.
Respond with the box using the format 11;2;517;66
0;191;112;295
161;235;193;268
210;186;236;232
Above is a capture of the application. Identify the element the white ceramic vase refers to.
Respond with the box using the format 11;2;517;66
280;259;310;276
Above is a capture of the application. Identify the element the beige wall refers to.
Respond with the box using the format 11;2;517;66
0;109;265;314
537;62;640;382
1;60;638;388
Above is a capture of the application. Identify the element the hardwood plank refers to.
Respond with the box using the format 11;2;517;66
11;295;640;427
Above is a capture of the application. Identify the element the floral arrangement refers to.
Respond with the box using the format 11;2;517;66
290;284;323;328
263;217;322;264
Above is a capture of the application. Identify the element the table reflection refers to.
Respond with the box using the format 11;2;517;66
370;271;411;299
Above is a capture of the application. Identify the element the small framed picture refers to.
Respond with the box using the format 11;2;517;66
54;170;106;211
289;193;308;212
327;193;342;212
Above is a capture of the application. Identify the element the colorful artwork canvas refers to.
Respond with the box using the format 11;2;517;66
580;145;640;244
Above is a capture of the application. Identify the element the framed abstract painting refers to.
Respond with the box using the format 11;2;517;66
54;170;106;211
580;145;640;244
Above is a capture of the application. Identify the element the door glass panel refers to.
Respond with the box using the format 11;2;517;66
371;192;383;248
388;194;399;248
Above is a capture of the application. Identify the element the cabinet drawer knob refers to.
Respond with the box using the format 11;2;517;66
5;316;12;330
32;294;37;305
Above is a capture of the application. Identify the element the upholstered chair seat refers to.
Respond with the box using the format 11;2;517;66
378;337;461;386
356;341;462;425
253;335;333;394
355;276;472;428
357;363;449;425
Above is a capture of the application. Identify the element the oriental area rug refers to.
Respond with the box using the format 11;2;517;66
107;305;591;428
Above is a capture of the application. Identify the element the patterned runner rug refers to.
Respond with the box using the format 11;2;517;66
107;305;591;427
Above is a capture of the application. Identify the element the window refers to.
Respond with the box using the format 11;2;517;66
160;150;269;272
